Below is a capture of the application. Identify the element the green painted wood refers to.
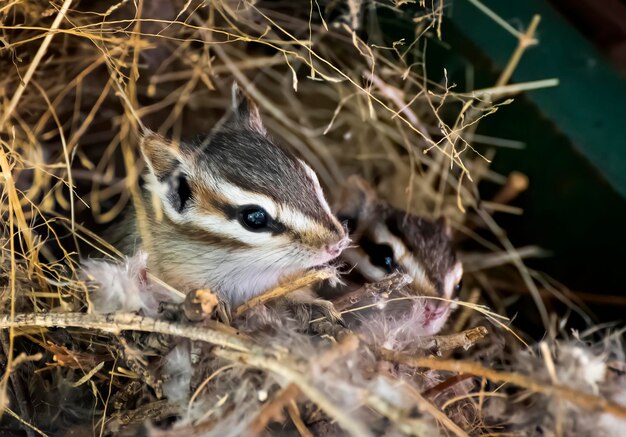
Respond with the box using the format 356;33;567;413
448;0;626;199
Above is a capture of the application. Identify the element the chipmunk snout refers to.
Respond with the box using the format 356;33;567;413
424;302;448;319
325;237;349;258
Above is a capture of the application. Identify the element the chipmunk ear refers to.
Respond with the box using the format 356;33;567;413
231;82;267;136
140;131;193;215
140;130;183;180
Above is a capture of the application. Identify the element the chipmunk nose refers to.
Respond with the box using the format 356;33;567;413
325;238;348;258
423;302;448;322
325;244;342;258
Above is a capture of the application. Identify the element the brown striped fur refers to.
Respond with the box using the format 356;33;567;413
112;85;347;306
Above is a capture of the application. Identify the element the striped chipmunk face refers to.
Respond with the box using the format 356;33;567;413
139;85;348;306
335;176;463;335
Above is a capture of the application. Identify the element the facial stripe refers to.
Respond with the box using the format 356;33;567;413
341;247;388;282
193;180;232;218
203;175;279;217
199;173;337;235
151;161;344;249
196;172;343;243
276;203;342;242
298;159;332;215
191;213;285;246
368;224;437;296
169;216;251;250
443;261;463;299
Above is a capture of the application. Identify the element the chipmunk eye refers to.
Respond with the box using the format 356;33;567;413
454;279;463;293
359;237;398;274
172;173;192;213
238;205;269;231
383;256;396;273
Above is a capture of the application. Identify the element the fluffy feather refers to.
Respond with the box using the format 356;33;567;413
161;342;194;405
346;290;456;349
82;251;181;317
485;338;626;437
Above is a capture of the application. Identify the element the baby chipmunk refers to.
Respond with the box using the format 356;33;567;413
114;84;349;307
334;175;463;335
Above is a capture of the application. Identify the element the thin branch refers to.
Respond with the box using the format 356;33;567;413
214;348;372;437
249;383;301;435
0;312;252;352
0;0;74;129
379;350;626;420
234;269;335;317
419;326;488;356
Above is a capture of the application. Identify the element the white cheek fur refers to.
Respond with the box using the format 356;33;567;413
155;243;326;307
443;261;463;299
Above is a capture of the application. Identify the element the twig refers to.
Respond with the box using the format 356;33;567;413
214;348;372;437
287;399;313;437
465;0;527;40
0;313;370;434
248;334;359;434
378;350;626;420
419;326;488;356
331;272;412;312
460;78;559;99
496;15;541;88
249;383;301;435
491;171;529;206
0;0;74;129
234;269;335;317
367;73;433;143
451;288;481;333
106;400;177;433
421;374;475;401
462;246;548;273
4;407;48;437
401;382;469;437
478;209;550;331
0;333;35;437
0;313;252;353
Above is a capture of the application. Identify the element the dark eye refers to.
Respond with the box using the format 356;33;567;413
383;256;396;273
378;253;398;274
172;173;192;213
359;237;398;274
454;279;463;293
238;205;269;231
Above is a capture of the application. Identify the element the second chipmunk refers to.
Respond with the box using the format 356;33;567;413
332;175;463;336
112;85;349;308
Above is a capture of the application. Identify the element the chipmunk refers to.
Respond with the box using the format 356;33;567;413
332;175;463;336
112;84;349;309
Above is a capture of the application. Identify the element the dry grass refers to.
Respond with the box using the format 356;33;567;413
0;0;622;436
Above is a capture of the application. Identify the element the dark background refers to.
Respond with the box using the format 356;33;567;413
377;0;626;325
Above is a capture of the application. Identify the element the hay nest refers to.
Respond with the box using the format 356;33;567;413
0;1;625;436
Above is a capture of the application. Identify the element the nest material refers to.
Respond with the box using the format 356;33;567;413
0;0;625;436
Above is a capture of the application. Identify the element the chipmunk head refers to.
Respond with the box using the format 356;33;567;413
139;84;348;306
335;175;462;335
